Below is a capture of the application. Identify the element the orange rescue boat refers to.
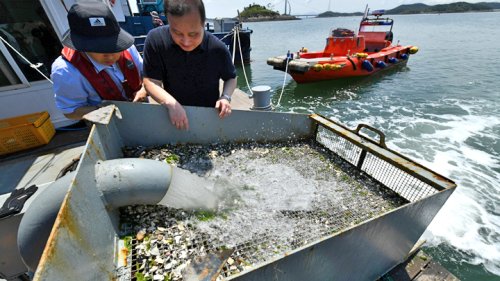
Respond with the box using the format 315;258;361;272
267;7;419;84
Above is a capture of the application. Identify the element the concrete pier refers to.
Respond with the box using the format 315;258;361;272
231;88;254;110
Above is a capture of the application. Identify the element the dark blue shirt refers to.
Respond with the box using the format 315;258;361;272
143;26;236;107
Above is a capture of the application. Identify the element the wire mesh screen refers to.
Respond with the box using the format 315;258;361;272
316;124;439;202
360;152;438;202
118;140;406;281
315;125;362;167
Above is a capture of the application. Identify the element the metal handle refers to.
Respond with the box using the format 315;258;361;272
354;124;387;148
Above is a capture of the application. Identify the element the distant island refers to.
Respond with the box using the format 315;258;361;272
385;2;500;14
317;11;363;18
236;2;500;22
316;2;500;18
238;4;298;22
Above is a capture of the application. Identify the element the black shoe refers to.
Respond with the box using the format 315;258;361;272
0;185;38;219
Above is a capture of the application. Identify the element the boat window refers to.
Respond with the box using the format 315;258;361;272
359;23;392;33
0;0;62;84
0;51;21;87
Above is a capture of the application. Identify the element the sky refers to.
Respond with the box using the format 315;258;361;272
203;0;487;18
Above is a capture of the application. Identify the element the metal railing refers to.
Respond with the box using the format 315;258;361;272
312;114;456;202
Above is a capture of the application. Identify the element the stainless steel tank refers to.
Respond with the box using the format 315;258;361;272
32;102;456;281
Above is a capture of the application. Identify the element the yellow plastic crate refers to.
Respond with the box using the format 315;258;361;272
0;111;55;155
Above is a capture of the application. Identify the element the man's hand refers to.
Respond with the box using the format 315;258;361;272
166;101;189;130
217;78;236;119
143;77;189;130
132;86;148;102
216;99;232;119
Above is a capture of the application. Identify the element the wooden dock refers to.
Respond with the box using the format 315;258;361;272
380;243;460;281
148;84;255;111
231;88;254;110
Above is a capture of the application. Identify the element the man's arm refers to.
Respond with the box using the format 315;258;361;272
215;78;237;119
128;45;148;103
222;78;237;100
143;77;189;130
132;85;148;102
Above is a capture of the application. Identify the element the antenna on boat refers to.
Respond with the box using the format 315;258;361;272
363;4;369;20
359;5;369;33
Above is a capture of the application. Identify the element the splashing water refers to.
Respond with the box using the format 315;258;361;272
158;166;222;210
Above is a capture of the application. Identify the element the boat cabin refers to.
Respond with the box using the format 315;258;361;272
317;9;394;57
358;9;394;52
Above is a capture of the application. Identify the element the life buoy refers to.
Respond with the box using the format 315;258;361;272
375;61;387;68
332;64;343;71
312;64;324;72
356;53;368;59
362;60;374;72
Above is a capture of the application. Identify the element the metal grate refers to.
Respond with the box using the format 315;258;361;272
118;115;456;280
119;139;406;280
120;203;399;281
360;152;438;202
316;125;362;167
315;125;438;202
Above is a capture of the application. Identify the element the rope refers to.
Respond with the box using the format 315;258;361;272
276;57;290;107
231;27;237;65
0;35;53;84
218;30;234;42
235;26;253;96
59;0;69;12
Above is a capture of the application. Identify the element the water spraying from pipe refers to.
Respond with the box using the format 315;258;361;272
158;166;224;210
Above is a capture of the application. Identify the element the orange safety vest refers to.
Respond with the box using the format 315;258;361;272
61;47;141;101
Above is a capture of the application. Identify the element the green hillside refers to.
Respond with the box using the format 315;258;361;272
239;3;298;21
239;4;279;18
317;11;363;17
386;3;430;14
386;2;494;14
478;2;500;8
316;2;499;17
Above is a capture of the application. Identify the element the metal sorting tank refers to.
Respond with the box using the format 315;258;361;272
33;102;456;281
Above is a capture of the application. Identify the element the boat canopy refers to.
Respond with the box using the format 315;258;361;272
371;9;386;16
359;18;394;33
360;20;393;26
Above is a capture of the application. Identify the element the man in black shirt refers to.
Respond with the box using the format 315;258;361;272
143;0;237;130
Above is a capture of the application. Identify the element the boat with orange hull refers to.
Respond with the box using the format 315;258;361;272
267;7;419;83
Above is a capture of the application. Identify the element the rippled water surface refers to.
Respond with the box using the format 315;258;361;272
235;11;500;281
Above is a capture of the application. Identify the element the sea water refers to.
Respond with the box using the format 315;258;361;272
238;11;500;280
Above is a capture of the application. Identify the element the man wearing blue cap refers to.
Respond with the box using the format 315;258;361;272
51;1;147;120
